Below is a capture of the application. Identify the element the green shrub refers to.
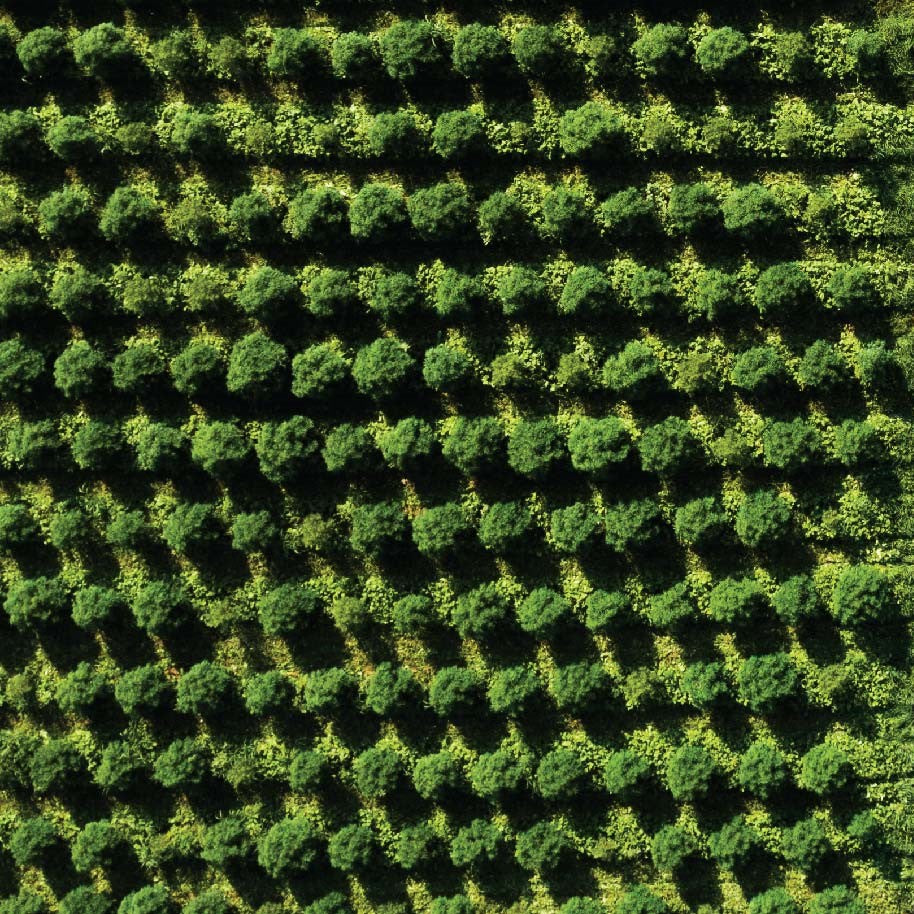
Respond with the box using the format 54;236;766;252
470;749;526;798
38;186;93;242
761;418;821;471
550;661;609;712
100;187;159;244
350;182;408;242
682;661;730;707
487;665;540;715
379;418;436;470
781;817;829;870
696;27;750;78
176;661;233;716
231;511;279;553
0;503;37;552
256;416;318;483
604;341;665;398
413;751;461;798
350;501;408;557
328;824;375;872
115;664;170;716
755;263;813;319
515;821;567;872
230;192;277;243
550;502;601;554
708;577;765;625
257;817;321;877
834;420;879;466
412;503;471;557
495;266;545;316
541;186;592;239
674;496;727;548
442;417;503;474
379;20;443;80
748;889;798;914
266;28;324;79
352;337;414;399
201;815;251;867
428;667;482;715
73;23;135;79
292;344;348;399
10;817;59;866
191;421;249;476
605;498;662;552
170;110;223;160
134;423;185;474
453;582;509;639
558;265;610;316
304;667;355;714
798;340;847;391
450;819;502;868
615;886;668;914
478;191;528;243
666;744;716;800
72;820;121;872
18;27;72;78
559;102;625;157
237;266;300;322
183;892;229;914
831;564;893;626
395;823;439;870
738;653;798;711
153;738;209;789
646;581;694;629
289;750;327;792
517;588;570;638
392;594;437;635
477;501;531;552
31;738;86;793
369;270;418;319
808;887;864;914
690;269;743;321
827;264;878;313
452;24;508;78
799;744;851;794
667;182;719;234
408;183;473;241
323;423;377;474
331;32;378;80
363;662;416;716
56;661;108;715
507;418;564;478
584;590;630;632
0;339;42;398
112;344;165;394
171;342;224;396
735;490;792;548
512;25;565;77
226;331;287;398
650;825;696;871
5;576;67;628
709;816;757;869
286;186;348;241
71;586;122;630
722;183;783;237
433;109;487;160
132;580;188;634
94;740;145;793
369;110;423;158
536;748;584;800
633;24;690;78
163;501;219;553
244;671;292;716
47;116;100;162
61;888;110;914
772;575;820;625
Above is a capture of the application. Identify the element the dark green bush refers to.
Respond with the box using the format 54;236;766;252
799;744;851;794
542;186;592;239
450;819;502;869
363;662;416;716
39;186;93;242
352;337;414;399
18;27;72;78
135;423;185;474
0;339;43;398
331;32;378;81
755;263;813;319
153;738;209;789
834;420;879;466
115;664;170;716
379;20;443;80
100;187;159;244
379;417;436;470
735;490;792;548
73;23;135;79
286;186;348;242
266;28;324;80
748;889;798;914
5;576;67;628
831;564;893;626
633;24;689;78
585;590;630;632
237;266;300;322
257;817;321;877
395;823;439;870
674;496;727;548
56;661;108;715
191;421;249;476
646;581;695;629
453;24;508;78
708;816;757;869
605;498;662;552
558;265;610;317
413;503;471;557
487;665;540;716
226;331;287;398
453;582;509;639
428;667;482;716
470;749;526;798
370;270;418;319
681;661;730;707
442;417;503;475
170;110;223;160
478;191;528;243
666;744;716;800
808;887;864;914
479;501;532;552
559;102;625;157
495;266;545;316
512;25;565;77
292;344;348;398
761;419;821;471
163;501;219;553
650;825;696;872
433;110;487;160
349;183;408;242
176;661;233;716
772;575;820;625
350;501;408;557
231;511;279;553
536;748;584;800
31;738;86;793
722;183;783;237
798;340;847;391
517;587;570;638
61;888;110;914
369;110;424;158
615;886;668;914
47;116;100;162
256;416;318;483
781;817;829;870
72;820;121;872
550;502;601;554
304;667;355;714
507;418;564;478
827;264;878;313
708;577;765;625
738;653;798;711
171;342;224;397
408;183;473;241
132;579;188;634
323;423;377;474
515;821;567;872
550;661;609;712
413;751;461;799
112;343;166;394
10;817;59;866
604;341;665;398
230;191;277;243
696;27;750;79
668;183;719;235
328;824;375;872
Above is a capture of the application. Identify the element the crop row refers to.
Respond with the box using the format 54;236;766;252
3;20;888;91
0;99;900;170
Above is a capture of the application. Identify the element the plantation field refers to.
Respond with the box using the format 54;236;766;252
0;3;914;914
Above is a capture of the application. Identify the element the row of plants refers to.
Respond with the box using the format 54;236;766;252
0;100;902;169
1;20;890;90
